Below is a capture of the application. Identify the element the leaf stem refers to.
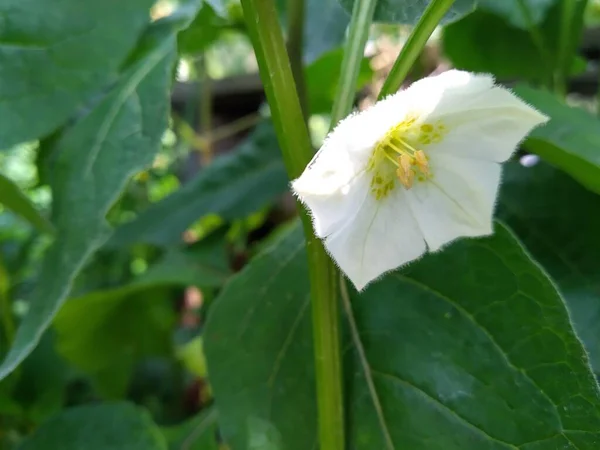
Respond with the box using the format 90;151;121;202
330;0;378;126
0;258;14;346
378;0;455;99
340;276;394;449
239;1;344;449
556;0;577;95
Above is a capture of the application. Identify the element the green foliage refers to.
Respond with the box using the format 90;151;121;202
17;402;167;450
205;221;600;449
515;86;600;195
0;174;52;234
306;48;373;114
499;162;600;373
0;9;198;382
1;0;600;448
339;0;477;24
108;123;287;247
0;0;156;150
442;0;587;84
161;408;220;450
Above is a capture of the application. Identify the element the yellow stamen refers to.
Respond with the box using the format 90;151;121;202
399;154;413;174
414;150;429;176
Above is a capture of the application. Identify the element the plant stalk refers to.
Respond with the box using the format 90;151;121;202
239;0;344;448
378;0;455;99
0;258;14;346
556;0;589;96
286;0;308;119
330;0;378;127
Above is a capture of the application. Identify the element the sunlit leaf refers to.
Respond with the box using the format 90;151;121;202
0;0;155;149
0;9;199;381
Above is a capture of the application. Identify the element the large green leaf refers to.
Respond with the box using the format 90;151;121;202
442;1;585;82
0;10;199;381
442;9;551;82
162;408;220;450
53;241;228;397
0;173;53;233
205;221;600;449
338;0;476;24
514;86;600;195
178;2;227;55
0;0;155;149
17;402;166;450
499;161;600;373
479;0;556;29
107;123;287;248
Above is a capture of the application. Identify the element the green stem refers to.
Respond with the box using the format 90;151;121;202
378;0;455;99
198;54;213;165
239;1;344;449
286;0;308;119
330;0;378;127
556;0;578;95
0;258;14;346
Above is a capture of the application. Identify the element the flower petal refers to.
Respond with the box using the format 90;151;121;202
293;173;370;238
405;153;500;252
421;72;548;162
324;188;426;291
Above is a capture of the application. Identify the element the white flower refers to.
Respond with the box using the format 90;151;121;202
292;70;549;291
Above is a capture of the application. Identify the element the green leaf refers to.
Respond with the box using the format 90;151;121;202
9;332;69;423
306;47;373;115
303;0;351;64
276;0;351;64
479;0;556;29
162;408;220;450
53;238;228;397
498;161;600;374
338;0;477;24
442;1;585;82
17;402;167;450
0;0;155;149
107;122;288;248
0;173;53;233
0;12;197;381
514;85;600;195
442;9;551;82
205;221;600;449
178;3;227;56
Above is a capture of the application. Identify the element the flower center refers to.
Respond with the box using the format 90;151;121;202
367;117;447;200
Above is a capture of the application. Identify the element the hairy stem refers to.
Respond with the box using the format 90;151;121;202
240;0;343;448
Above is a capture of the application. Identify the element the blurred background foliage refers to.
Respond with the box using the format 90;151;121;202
1;0;600;448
